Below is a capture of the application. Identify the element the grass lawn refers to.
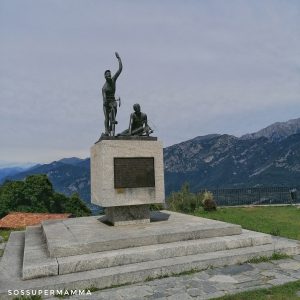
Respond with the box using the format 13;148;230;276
195;205;300;299
194;205;300;240
214;279;300;299
0;229;13;242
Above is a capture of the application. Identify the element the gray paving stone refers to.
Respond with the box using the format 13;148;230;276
185;279;205;288
235;279;265;289
164;287;186;295
289;270;300;279
155;282;177;291
261;270;283;277
194;272;210;280
147;291;170;299
272;258;296;265
232;284;272;294
209;275;238;283
203;284;219;294
238;268;261;278
220;263;254;275
115;285;154;298
278;261;300;271
204;291;226;299
232;274;253;283
267;273;294;286
150;277;176;285
167;293;193;300
95;292;123;300
250;262;275;270
214;282;236;291
187;288;204;297
268;278;295;286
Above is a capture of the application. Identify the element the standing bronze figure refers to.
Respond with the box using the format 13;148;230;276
102;52;122;136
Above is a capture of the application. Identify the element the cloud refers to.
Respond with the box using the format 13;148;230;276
0;0;300;162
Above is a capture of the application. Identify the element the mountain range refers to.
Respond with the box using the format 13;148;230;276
2;117;300;201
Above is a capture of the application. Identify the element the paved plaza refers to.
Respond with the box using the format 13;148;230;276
56;255;300;300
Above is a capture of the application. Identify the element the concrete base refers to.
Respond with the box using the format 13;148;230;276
42;211;242;257
105;205;150;226
0;211;300;299
0;233;299;299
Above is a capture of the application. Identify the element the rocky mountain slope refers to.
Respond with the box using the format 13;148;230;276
240;117;300;141
164;132;300;194
4;117;300;199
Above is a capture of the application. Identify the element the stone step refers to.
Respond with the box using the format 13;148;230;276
42;211;242;257
23;224;271;279
23;226;58;279
57;230;272;275
2;231;299;297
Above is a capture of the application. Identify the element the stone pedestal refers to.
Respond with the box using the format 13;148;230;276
105;205;150;226
91;136;165;225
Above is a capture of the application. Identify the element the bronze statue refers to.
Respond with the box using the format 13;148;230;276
118;103;153;136
102;52;122;136
97;53;154;140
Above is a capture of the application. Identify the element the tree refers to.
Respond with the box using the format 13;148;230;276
0;174;91;218
63;193;91;217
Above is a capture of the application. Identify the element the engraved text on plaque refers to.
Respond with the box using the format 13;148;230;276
114;157;155;188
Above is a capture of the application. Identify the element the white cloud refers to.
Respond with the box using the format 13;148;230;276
0;0;300;162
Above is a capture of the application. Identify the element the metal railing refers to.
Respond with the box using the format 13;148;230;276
198;187;299;206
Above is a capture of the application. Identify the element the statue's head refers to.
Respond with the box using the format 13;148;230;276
133;103;141;113
104;70;112;81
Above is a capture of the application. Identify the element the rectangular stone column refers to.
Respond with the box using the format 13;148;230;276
91;136;165;226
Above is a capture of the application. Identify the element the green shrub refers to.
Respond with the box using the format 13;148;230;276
202;191;217;211
167;183;202;213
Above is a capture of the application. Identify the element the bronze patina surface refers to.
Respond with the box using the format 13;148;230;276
114;157;155;188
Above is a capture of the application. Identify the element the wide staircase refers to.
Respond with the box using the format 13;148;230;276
1;211;299;297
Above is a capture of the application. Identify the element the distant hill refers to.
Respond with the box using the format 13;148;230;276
6;158;91;203
4;117;300;199
0;167;26;182
0;162;37;183
58;157;85;166
164;133;300;194
240;117;300;141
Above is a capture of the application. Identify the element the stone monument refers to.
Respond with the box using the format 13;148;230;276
1;53;299;296
91;52;164;225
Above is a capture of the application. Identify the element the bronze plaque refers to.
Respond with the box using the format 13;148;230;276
114;157;155;188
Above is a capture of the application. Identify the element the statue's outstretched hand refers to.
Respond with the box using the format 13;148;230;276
115;52;120;59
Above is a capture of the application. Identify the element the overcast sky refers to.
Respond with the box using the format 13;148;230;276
1;0;300;164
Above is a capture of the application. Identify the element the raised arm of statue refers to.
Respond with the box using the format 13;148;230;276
113;52;123;81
